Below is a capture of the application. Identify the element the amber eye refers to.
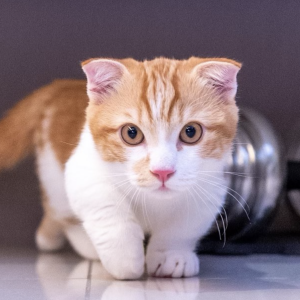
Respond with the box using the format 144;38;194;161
121;124;144;145
179;122;203;144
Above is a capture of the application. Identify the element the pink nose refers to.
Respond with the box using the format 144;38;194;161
151;169;175;182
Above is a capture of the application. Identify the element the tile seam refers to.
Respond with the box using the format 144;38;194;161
84;260;93;300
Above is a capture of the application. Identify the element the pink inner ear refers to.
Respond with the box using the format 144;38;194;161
210;78;233;93
197;62;240;99
82;60;124;102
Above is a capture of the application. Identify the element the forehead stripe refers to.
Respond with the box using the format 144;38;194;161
143;60;178;123
140;68;153;122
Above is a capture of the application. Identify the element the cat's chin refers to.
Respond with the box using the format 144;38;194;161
148;185;183;199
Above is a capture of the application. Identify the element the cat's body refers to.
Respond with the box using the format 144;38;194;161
0;57;240;279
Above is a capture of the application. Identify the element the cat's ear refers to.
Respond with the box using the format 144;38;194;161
193;61;241;101
81;59;128;104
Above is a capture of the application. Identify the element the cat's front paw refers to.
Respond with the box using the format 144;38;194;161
100;246;145;280
146;250;199;278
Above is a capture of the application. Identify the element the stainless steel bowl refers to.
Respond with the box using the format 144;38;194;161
209;107;285;240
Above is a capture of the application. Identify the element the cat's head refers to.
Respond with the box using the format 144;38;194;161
82;57;241;197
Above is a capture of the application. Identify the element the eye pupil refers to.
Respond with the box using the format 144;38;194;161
179;122;203;145
128;127;137;139
121;124;144;145
185;126;196;138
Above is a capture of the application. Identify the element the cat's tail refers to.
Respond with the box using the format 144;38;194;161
0;85;51;170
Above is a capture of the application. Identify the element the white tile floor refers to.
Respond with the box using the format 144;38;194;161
1;248;300;300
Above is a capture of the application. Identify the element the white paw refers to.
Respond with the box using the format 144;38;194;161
146;250;200;278
100;246;145;280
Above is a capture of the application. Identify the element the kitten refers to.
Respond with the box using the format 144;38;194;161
0;57;240;279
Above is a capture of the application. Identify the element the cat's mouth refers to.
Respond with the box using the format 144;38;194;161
157;182;174;192
158;184;169;191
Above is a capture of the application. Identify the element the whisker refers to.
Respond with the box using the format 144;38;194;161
189;187;222;241
194;184;227;246
126;188;139;224
195;182;228;230
193;185;224;241
133;188;141;214
197;177;250;220
187;189;201;216
232;142;251;145
115;185;134;216
184;192;190;232
200;175;250;210
141;192;147;228
142;192;152;230
196;170;255;179
113;178;132;189
197;173;250;209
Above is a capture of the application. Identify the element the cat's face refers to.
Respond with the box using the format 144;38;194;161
83;57;240;197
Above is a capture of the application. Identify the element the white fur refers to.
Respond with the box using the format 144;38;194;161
150;91;163;121
36;141;73;219
35;111;98;256
65;124;229;279
64;223;98;260
36;110;73;220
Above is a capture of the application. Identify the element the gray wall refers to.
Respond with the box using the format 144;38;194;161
1;1;300;247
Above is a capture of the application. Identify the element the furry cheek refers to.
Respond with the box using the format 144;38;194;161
199;129;235;159
88;121;127;162
94;136;126;162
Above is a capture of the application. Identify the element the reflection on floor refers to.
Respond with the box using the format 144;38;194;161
1;248;300;299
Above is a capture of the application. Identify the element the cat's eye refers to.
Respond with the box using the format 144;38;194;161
121;124;144;145
179;122;203;144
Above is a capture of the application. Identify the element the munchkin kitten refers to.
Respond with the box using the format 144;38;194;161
0;57;241;279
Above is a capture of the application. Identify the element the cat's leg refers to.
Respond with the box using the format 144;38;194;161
36;208;99;260
63;223;98;260
81;202;145;280
36;190;98;259
67;184;145;279
145;203;215;278
36;214;66;251
35;138;70;252
36;206;99;259
35;139;95;256
146;234;200;278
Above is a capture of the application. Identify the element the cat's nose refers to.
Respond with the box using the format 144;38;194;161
151;169;175;182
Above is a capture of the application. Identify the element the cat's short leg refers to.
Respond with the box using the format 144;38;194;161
68;184;145;279
64;223;98;260
37;213;99;260
36;215;66;251
146;236;200;278
145;196;220;278
83;214;145;280
145;209;205;278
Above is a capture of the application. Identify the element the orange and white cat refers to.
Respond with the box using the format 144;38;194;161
0;57;240;279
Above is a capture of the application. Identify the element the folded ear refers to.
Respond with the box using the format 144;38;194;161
81;58;128;104
193;60;241;101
